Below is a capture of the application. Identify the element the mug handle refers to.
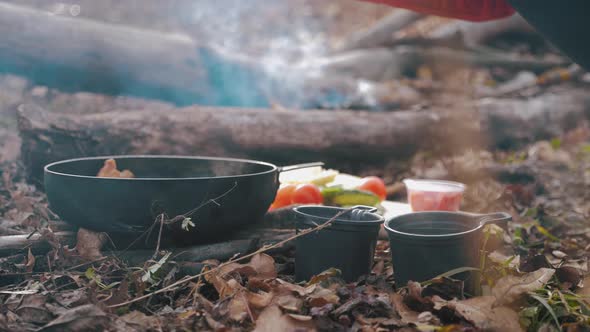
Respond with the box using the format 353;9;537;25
477;212;512;226
350;205;378;213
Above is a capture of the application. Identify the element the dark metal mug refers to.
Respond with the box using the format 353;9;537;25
384;211;511;287
293;205;384;282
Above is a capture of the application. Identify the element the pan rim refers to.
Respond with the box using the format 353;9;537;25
384;211;482;239
44;155;278;181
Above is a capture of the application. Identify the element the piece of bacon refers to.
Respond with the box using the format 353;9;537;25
97;159;134;178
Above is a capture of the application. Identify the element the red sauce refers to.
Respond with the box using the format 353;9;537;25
404;179;465;211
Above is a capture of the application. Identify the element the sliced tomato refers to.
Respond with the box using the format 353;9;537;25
358;176;387;201
291;184;323;205
270;184;297;210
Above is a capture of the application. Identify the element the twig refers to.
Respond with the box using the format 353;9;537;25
25;229;38;240
149;182;238;259
108;208;352;308
152;214;165;260
242;291;255;322
64;256;109;272
181;182;238;219
117;182;239;256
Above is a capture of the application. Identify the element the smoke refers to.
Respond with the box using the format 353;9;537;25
187;0;331;109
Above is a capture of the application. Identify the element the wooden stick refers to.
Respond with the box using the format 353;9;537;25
0;231;75;256
0;227;293;258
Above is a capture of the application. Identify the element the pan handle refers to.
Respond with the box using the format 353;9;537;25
278;162;324;173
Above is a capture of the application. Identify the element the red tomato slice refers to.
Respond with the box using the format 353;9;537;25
358;176;387;201
271;184;297;209
291;184;323;205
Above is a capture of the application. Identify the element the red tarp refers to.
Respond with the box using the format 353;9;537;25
361;0;515;21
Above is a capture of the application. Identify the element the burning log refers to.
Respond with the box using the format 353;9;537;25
18;89;590;184
0;2;270;108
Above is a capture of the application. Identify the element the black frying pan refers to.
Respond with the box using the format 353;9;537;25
44;155;322;245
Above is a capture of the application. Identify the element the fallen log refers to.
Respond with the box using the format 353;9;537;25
0;2;198;105
336;10;423;52
0;2;278;108
114;239;260;266
0;2;419;110
116;230;296;267
0;228;294;257
0;2;568;112
18;90;590;183
428;14;536;48
338;13;540;53
317;46;569;82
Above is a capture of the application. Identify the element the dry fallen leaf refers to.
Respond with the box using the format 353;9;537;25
488;251;520;269
15;305;54;325
53;289;88;308
25;248;35;273
390;293;419;325
307;268;341;286
274;279;306;296
576;275;590;305
277;294;303;312
492;268;555;305
448;296;523;332
119;311;161;331
287;314;313;322
247;290;275;309
253;305;316;332
12;293;51;324
204;267;244;299
218;262;257;278
249;253;277;279
228;294;250;322
556;266;581;289
306;285;340;308
39;304;110;332
74;228;106;260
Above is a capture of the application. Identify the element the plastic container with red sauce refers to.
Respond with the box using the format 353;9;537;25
403;179;465;212
360;0;515;22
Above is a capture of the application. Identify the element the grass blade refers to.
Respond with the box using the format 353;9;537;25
421;267;480;285
529;293;560;328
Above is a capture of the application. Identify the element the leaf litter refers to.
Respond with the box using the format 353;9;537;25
0;91;590;331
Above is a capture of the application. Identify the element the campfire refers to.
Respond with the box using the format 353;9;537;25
0;1;589;331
